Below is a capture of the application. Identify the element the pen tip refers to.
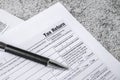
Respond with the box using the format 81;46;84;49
63;66;69;70
48;60;68;70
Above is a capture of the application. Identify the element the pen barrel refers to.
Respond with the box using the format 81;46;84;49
5;45;49;66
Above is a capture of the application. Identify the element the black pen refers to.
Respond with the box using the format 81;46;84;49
0;42;68;70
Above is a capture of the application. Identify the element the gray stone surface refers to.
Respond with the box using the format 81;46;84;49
0;0;120;61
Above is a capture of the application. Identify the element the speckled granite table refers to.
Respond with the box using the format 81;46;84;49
0;0;120;62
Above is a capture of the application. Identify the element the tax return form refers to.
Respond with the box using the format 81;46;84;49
1;2;120;80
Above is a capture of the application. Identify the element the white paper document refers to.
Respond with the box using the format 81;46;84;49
0;9;24;67
0;9;24;34
0;3;120;80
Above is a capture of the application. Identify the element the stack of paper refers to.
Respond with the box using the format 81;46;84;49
0;2;120;80
0;9;24;67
